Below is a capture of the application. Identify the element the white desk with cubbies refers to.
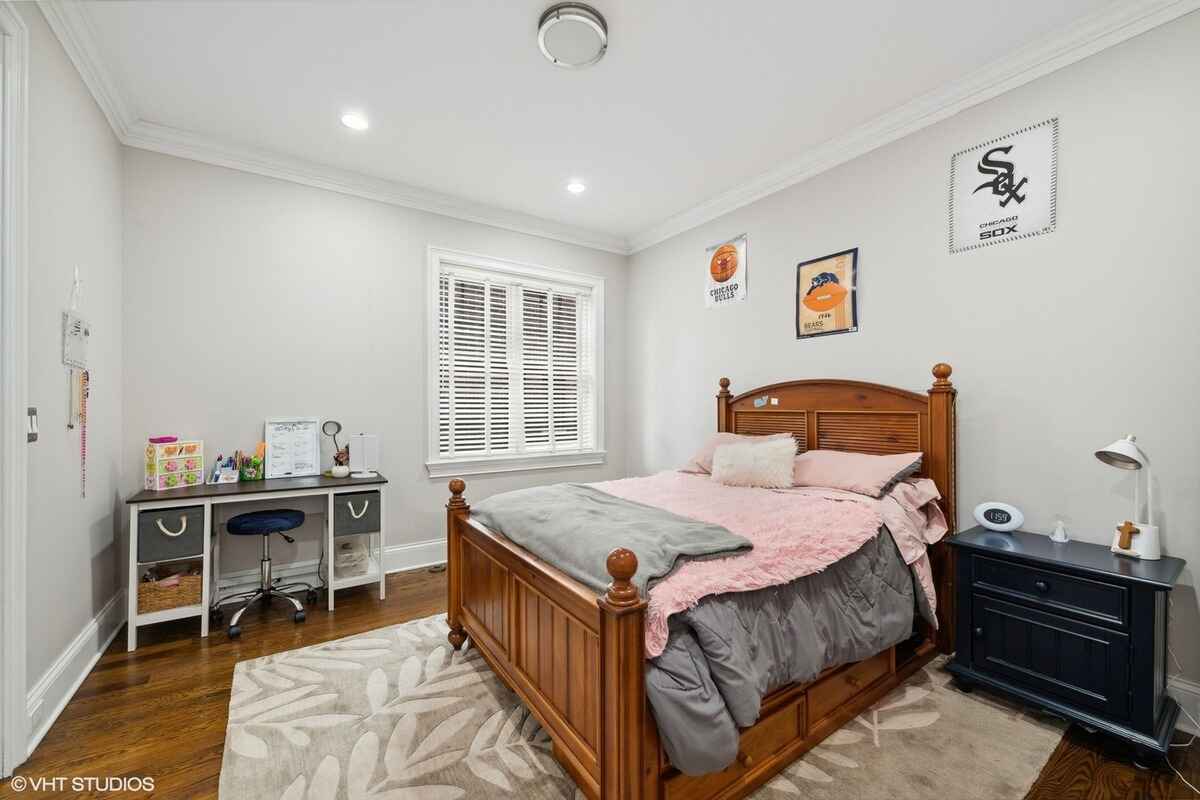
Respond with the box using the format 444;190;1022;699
124;473;388;651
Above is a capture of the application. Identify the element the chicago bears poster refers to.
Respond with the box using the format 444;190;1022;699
795;248;858;339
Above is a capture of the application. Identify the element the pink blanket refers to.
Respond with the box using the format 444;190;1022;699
591;471;947;657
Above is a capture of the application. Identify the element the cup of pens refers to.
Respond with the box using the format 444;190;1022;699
234;443;266;481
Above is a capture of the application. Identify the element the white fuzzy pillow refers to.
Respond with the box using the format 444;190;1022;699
711;436;796;488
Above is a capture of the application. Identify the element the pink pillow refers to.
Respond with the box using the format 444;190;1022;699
683;432;795;474
791;450;923;497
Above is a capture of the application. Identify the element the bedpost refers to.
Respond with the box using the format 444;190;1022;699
927;363;957;654
599;548;647;800
446;478;469;650
717;377;732;432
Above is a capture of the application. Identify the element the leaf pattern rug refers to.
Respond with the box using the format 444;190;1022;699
219;616;1065;799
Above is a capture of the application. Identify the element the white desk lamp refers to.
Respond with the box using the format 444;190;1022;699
1094;435;1160;560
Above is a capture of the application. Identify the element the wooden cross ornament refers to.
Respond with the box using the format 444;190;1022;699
1117;520;1140;550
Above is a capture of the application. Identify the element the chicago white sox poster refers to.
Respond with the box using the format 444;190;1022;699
950;118;1058;253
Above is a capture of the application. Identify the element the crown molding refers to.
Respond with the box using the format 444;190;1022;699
121;119;632;254
627;0;1200;253
37;0;132;139
39;0;1200;258
35;0;631;256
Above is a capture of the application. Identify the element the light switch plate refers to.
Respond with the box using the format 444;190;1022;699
27;406;38;442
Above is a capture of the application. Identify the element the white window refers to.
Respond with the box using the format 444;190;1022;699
426;247;605;477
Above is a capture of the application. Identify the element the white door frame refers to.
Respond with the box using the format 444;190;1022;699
0;1;29;779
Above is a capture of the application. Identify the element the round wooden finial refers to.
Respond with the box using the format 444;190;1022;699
604;548;640;607
447;478;467;509
719;377;730;389
932;363;953;388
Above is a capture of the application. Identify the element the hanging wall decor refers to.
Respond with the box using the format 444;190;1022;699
795;248;859;340
704;233;747;307
950;117;1058;253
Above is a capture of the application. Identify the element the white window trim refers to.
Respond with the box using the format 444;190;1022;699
425;246;605;478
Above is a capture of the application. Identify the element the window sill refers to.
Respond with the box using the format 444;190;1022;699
426;450;607;479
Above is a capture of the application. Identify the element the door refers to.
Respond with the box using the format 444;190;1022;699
971;594;1130;720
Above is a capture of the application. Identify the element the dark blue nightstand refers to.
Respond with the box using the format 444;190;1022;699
946;526;1186;760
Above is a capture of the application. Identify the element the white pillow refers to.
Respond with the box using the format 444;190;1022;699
711;436;796;488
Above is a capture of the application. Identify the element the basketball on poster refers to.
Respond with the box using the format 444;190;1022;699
704;234;747;307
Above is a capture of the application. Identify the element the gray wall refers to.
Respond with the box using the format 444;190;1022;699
121;149;628;574
22;4;124;687
626;15;1200;672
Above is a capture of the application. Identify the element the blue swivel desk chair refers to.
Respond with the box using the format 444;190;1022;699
211;509;319;638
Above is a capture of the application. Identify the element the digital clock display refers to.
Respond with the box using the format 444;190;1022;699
983;508;1012;525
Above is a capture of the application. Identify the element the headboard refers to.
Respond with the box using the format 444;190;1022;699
716;363;958;651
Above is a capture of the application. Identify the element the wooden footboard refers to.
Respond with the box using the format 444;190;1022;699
443;364;956;800
446;478;641;798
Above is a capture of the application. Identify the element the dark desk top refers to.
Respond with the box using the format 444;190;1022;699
950;525;1186;589
127;473;388;505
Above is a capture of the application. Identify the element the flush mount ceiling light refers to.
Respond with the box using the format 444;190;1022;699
538;3;607;69
566;180;587;194
340;112;369;131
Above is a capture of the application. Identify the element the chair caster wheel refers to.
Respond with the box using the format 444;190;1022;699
306;589;319;605
210;608;224;624
294;610;306;623
228;624;241;639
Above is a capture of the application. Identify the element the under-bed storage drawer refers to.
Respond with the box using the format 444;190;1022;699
138;505;204;563
663;694;804;800
333;491;381;537
807;649;892;728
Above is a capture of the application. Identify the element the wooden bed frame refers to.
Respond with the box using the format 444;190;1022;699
444;363;958;800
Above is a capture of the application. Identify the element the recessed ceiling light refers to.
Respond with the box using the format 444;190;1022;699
566;180;587;194
538;3;608;69
340;112;369;131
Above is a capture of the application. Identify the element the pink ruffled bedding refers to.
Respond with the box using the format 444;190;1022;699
591;471;948;658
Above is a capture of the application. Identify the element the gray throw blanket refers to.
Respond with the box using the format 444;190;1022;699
471;483;752;594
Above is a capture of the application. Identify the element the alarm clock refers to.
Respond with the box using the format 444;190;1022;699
973;502;1024;532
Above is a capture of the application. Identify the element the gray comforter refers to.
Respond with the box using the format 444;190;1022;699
647;530;917;774
473;483;920;776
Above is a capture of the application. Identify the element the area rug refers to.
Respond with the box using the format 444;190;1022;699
218;615;1065;799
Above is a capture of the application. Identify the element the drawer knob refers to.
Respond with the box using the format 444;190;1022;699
737;750;753;768
1034;580;1050;593
347;499;370;519
155;517;188;537
974;626;984;638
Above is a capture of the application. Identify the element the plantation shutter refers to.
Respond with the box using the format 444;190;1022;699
437;263;596;461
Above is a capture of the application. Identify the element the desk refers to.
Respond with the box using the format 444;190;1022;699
125;473;388;651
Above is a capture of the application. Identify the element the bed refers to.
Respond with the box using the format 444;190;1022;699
443;363;958;800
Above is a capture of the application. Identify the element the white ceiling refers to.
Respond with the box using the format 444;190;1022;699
51;1;1188;252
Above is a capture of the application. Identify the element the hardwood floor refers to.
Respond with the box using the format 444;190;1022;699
2;566;1197;799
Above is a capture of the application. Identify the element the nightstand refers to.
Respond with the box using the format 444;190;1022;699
946;526;1186;760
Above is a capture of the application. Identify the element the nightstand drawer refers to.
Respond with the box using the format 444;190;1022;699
971;594;1130;720
972;554;1127;627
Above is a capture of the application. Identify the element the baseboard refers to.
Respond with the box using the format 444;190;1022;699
385;538;446;573
212;539;447;603
25;589;126;757
215;558;323;604
1169;676;1200;736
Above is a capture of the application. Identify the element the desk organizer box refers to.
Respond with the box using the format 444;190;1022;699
144;439;205;491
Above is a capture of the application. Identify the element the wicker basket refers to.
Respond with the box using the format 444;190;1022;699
138;573;202;614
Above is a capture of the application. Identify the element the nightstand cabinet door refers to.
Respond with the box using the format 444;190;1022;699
971;594;1130;720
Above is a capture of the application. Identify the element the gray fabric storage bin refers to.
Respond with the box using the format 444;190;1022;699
333;491;381;537
138;505;204;563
